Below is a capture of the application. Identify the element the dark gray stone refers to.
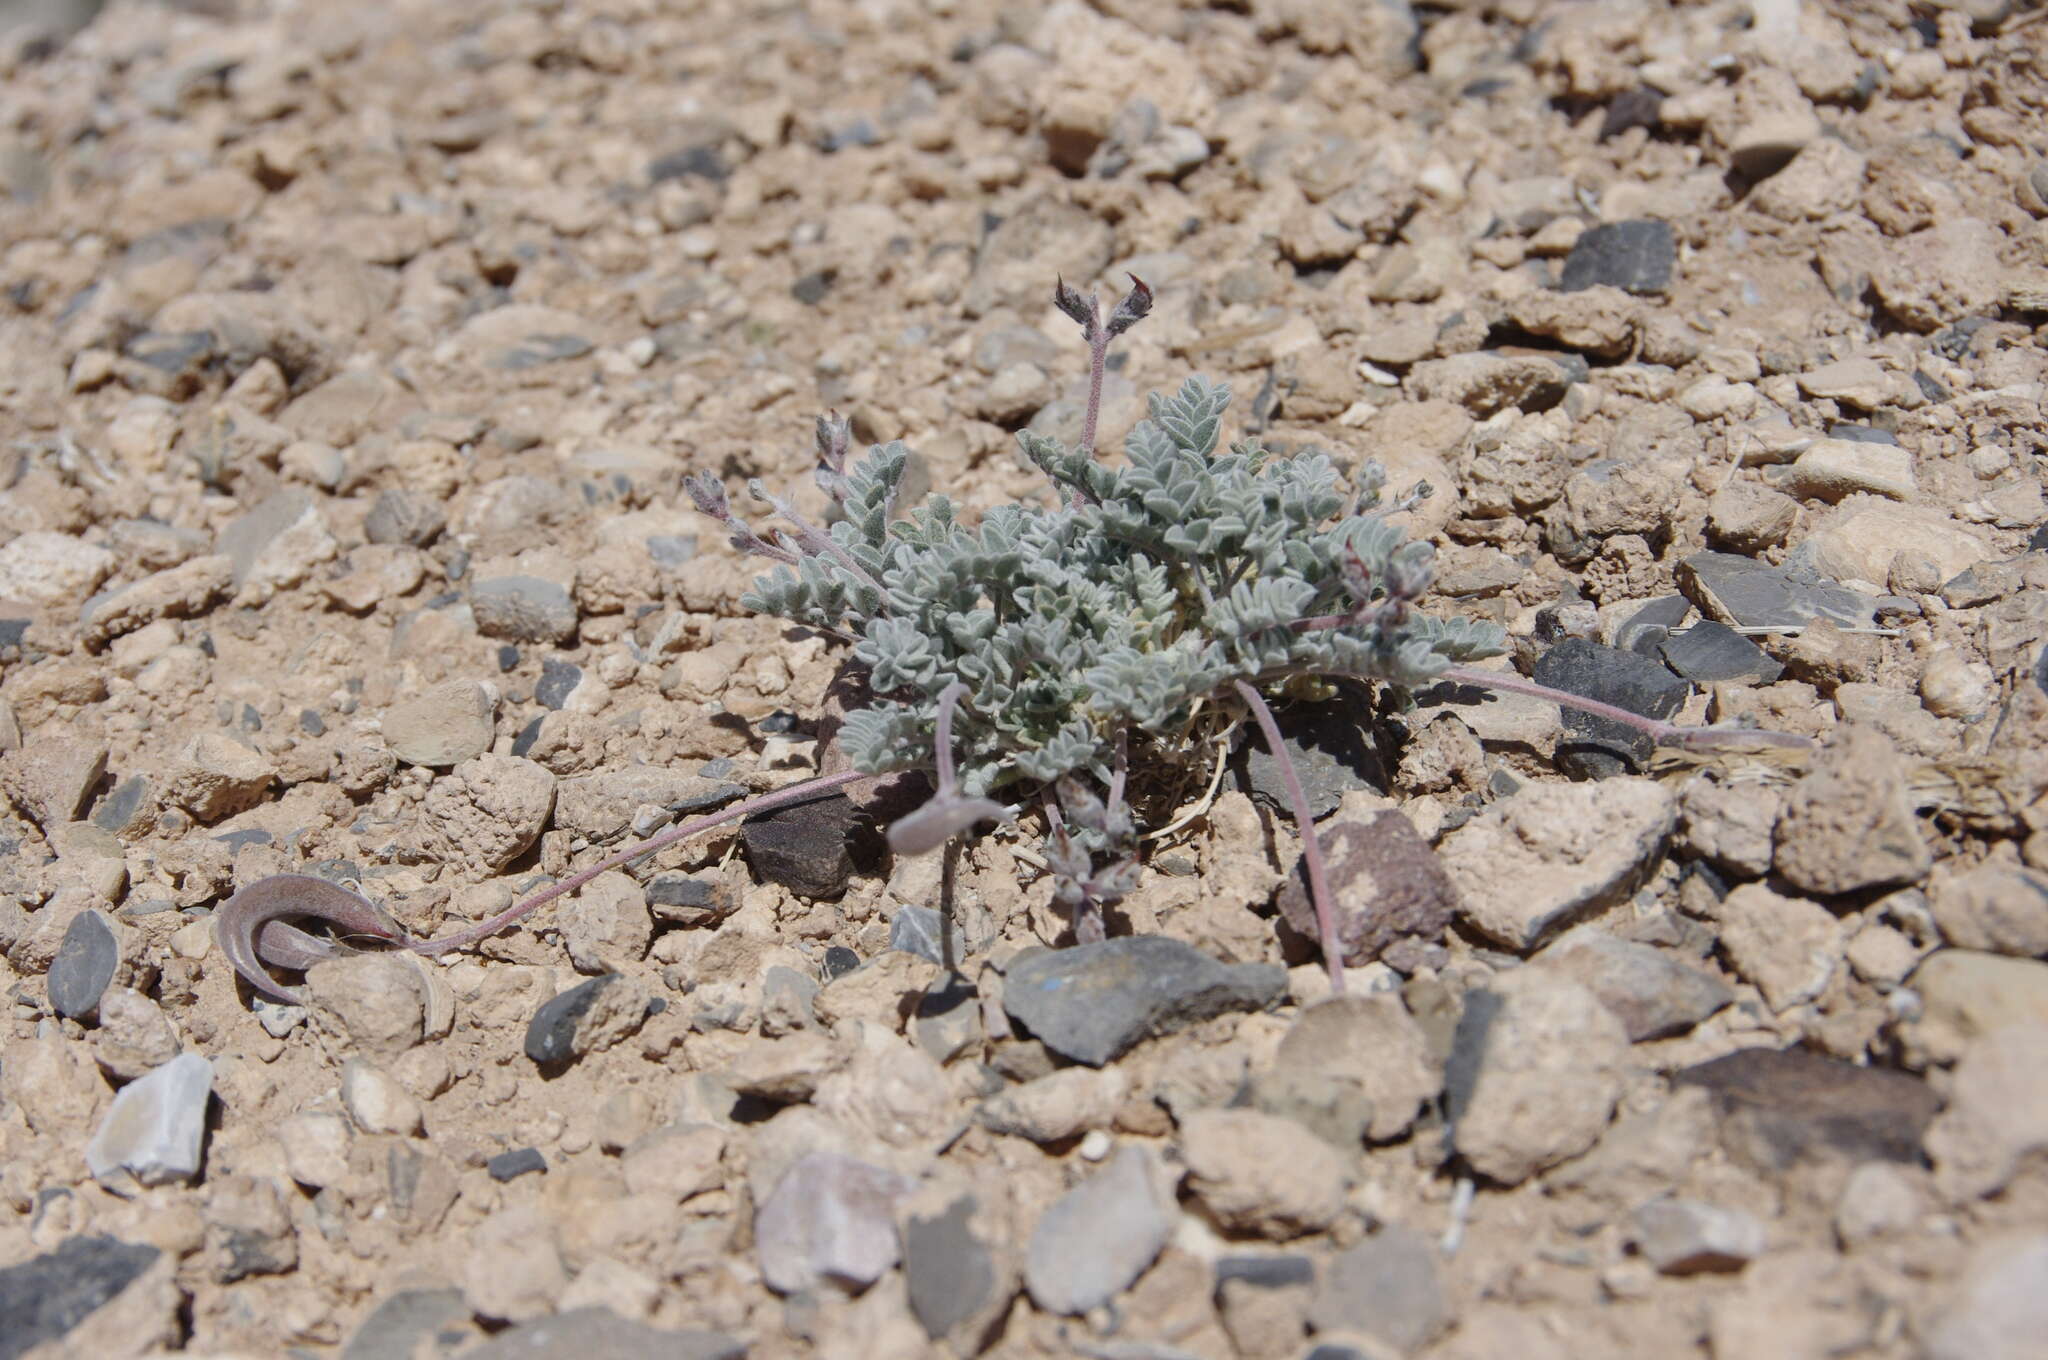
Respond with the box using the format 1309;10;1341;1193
341;1287;468;1360
298;709;325;735
646;872;732;926
823;945;860;980
460;1308;745;1360
1676;551;1877;632
363;487;445;546
525;973;620;1067
1241;696;1387;819
904;1195;998;1342
1826;423;1898;445
1673;1046;1939;1174
1659;620;1784;686
487;1147;546;1181
471;575;578;644
0;617;28;652
1538;932;1733;1041
1532;637;1689;778
1306;1224;1447;1352
1559;219;1675;295
491;333;593;371
123;330;214;387
535;657;581;710
1616;594;1692;655
511;716;543;758
91;775;151;836
890;904;946;965
648;145;728;183
1215;1254;1316;1291
1002;936;1287;1067
791;270;835;305
48;909;118;1021
0;1235;161;1360
740;793;858;899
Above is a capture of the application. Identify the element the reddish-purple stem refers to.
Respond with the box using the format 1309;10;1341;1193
405;767;872;955
1435;664;1816;753
1234;679;1344;995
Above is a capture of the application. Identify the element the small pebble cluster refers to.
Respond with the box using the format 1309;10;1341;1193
0;0;2045;1357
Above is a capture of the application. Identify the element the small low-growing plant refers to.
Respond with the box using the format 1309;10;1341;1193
220;278;1809;1002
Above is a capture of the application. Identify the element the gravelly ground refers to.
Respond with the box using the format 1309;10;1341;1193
2;1;2047;1357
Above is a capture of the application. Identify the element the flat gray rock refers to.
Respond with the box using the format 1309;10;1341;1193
754;1151;918;1295
459;1308;744;1360
1677;551;1876;632
1536;930;1733;1041
1024;1146;1173;1315
48;908;119;1020
470;574;578;643
86;1052;213;1189
1306;1224;1447;1352
1002;936;1286;1067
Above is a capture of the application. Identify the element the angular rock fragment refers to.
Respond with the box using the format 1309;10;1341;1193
1002;936;1286;1066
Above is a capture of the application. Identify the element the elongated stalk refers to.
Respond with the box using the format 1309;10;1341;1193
1234;680;1344;995
1435;664;1816;752
407;767;872;955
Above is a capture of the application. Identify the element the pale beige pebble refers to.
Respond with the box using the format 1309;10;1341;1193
0;733;108;828
80;553;235;647
1919;650;1995;721
1906;951;2048;1066
1632;1198;1768;1274
1449;969;1629;1185
221;355;289;414
1504;286;1640;358
1832;682;1957;759
1805;500;1991;589
620;1122;727;1204
813;950;941;1030
557;1257;662;1322
0;1034;108;1136
1924;1022;2048;1202
1179;1107;1349;1239
382;679;498;768
104;395;181;471
159;731;274;823
1845;921;1922;986
69;346;117;392
1928;861;2048;957
978;1066;1127;1143
0;530;115;606
1796;356;1893;409
227;492;340;607
317;543;426;612
1439;777;1676;952
1785;438;1915;502
1704;481;1799;553
1716;882;1843;1010
1705;1249;1884;1359
274;1110;353;1189
557;870;652;974
91;986;181;1082
460;1204;568;1323
304;953;426;1060
1735;415;1814;466
340;1059;424;1136
1677;374;1758;422
1834;1161;1924;1248
1966;444;2013;479
1774;724;1932;896
1872;217;2007;332
1254;991;1439;1144
1714;67;1821;175
1921;1233;2048;1360
1678;775;1782;878
1751;135;1866;221
721;1029;845;1105
813;1032;957;1158
134;646;212;702
169;917;214;959
107;618;180;675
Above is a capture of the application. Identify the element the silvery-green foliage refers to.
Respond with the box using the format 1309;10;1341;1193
733;375;1503;799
